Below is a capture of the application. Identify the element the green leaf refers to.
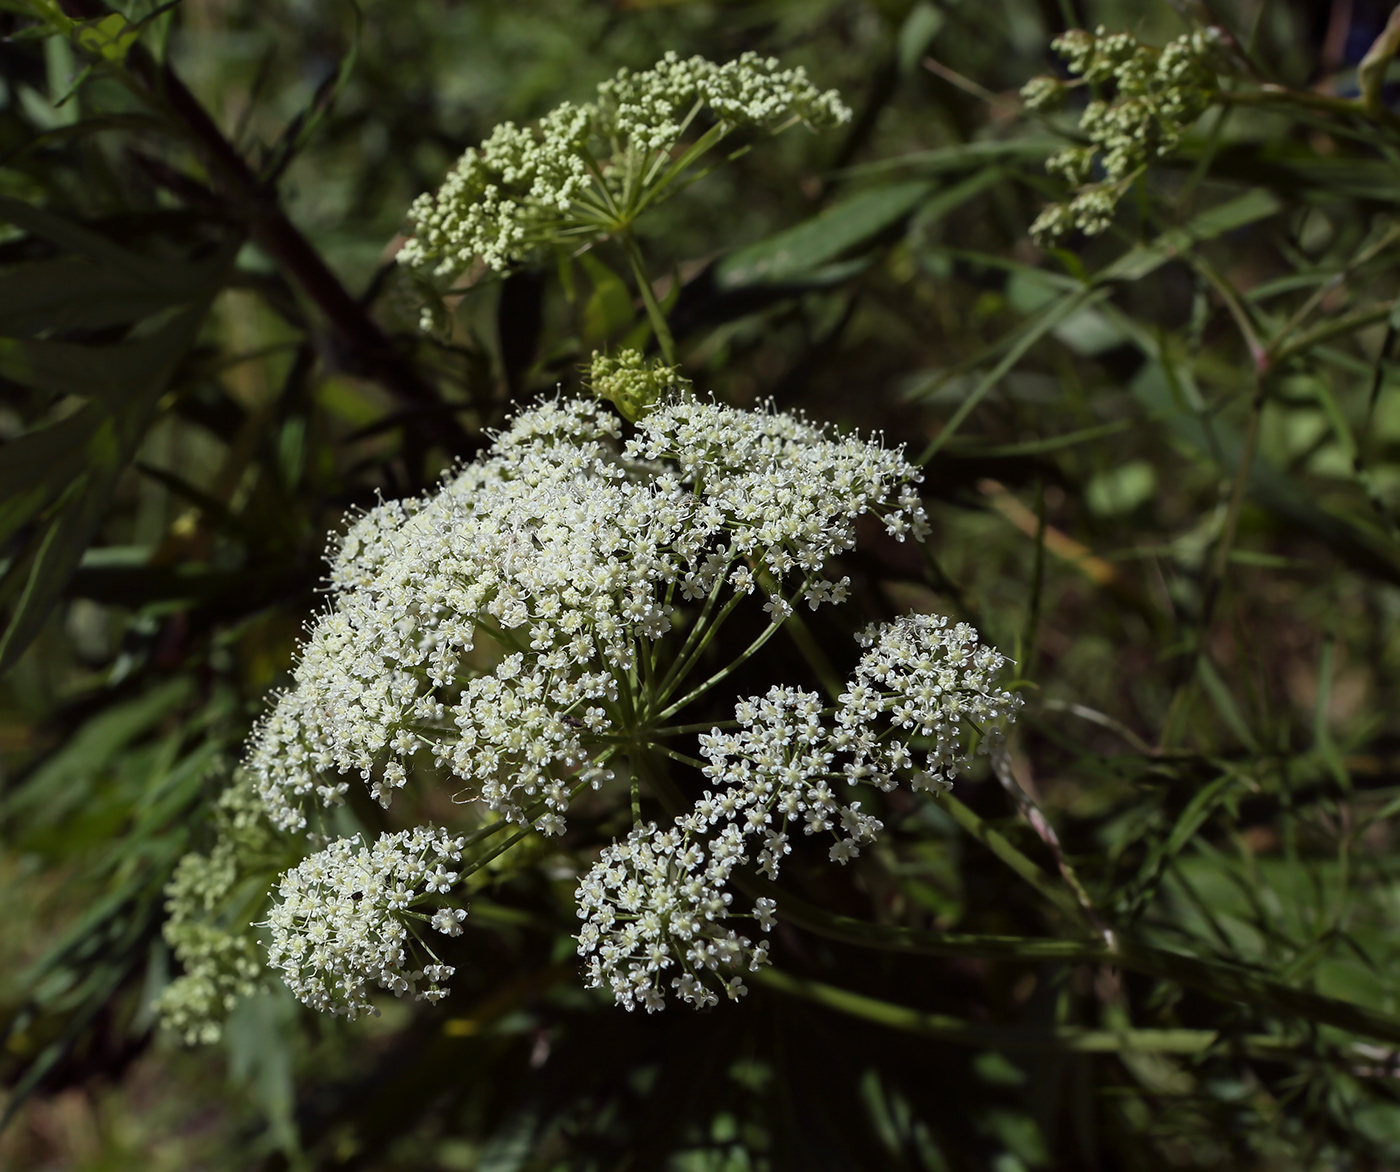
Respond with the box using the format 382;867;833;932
1085;460;1157;517
0;333;199;402
839;138;1059;179
917;285;1111;461
0;410;99;546
579;252;635;343
897;1;944;76
1099;189;1284;284
0;259;201;336
4;679;191;828
0;465;114;673
716;179;938;288
1196;656;1261;753
0;197;202;283
0;301;215;674
1129;360;1400;586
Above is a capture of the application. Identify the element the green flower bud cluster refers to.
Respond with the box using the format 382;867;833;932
1023;25;1227;242
588;348;690;422
154;770;300;1045
399;51;849;309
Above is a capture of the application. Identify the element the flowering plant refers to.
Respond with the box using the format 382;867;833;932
150;52;1025;1032
399;51;850;357
215;353;1018;1022
14;2;1400;1163
1023;25;1229;242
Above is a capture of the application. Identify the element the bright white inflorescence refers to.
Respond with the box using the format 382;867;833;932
575;820;772;1013
263;827;467;1018
698;686;884;875
594;51;851;150
245;363;938;1019
399;51;850;280
245;386;926;839
578;618;1020;1012
836;612;1022;796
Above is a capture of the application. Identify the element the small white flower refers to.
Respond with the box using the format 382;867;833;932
432;907;468;937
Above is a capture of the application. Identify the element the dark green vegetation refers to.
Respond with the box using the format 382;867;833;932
5;0;1400;1167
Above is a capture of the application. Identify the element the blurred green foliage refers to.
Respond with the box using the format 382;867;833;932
6;0;1400;1168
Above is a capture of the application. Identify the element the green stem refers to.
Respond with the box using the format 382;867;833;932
771;886;1108;963
619;230;677;365
1266;227;1400;357
651;575;744;714
654;588;798;722
989;746;1105;930
754;968;1296;1056
940;794;1087;926
633;121;729;215
456;826;532;882
648;718;743;737
1161;363;1268;750
757;568;843;701
766;880;1400;1046
645;741;709;773
1271;301;1396;367
1223;86;1400;135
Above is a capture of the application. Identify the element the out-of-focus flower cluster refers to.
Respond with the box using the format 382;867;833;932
263;827;467;1019
577;617;1021;1013
155;770;298;1045
589;348;690;422
1023;25;1227;242
398;50;849;303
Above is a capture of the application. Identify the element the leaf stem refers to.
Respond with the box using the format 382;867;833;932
753;967;1296;1055
618;230;676;365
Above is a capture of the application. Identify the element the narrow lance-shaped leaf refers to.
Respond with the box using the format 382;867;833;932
0;300;216;674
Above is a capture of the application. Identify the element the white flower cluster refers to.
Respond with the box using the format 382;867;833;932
399;51;849;282
576;820;773;1013
595;51;851;152
155;770;292;1045
1023;26;1225;241
264;827;467;1018
246;377;926;839
836;612;1022;795
699;686;883;874
399;102;595;275
578;618;1020;1013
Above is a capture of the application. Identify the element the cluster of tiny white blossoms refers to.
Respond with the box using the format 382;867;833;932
836;613;1022;796
399;51;849;286
699;686;884;874
263;827;467;1018
577;619;1020;1013
1023;26;1226;241
244;352;933;1018
576;685;883;1012
575;820;774;1012
246;363;926;841
593;51;850;149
